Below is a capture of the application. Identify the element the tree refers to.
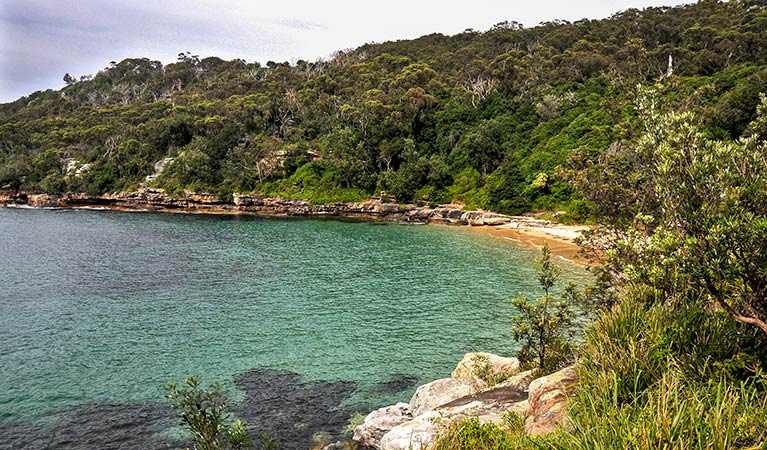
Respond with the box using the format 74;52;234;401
578;87;767;337
649;94;767;335
63;73;76;85
165;377;254;450
511;243;575;372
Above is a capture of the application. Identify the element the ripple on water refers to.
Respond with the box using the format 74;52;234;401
0;208;590;448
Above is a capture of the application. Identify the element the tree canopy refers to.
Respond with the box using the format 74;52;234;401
1;1;767;216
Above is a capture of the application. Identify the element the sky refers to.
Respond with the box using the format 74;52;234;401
0;0;693;103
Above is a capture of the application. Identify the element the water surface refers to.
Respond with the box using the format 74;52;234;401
0;207;588;448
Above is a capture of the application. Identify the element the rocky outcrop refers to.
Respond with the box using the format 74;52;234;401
7;189;586;242
524;366;578;436
451;352;521;390
354;356;578;450
27;194;62;208
352;403;412;449
409;378;473;416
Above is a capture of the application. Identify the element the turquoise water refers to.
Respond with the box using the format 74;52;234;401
0;207;588;448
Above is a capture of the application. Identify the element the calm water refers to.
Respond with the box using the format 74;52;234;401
0;207;588;449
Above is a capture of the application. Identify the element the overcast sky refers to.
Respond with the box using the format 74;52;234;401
0;0;693;103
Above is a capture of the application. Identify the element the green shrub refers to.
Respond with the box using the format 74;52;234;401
165;377;254;450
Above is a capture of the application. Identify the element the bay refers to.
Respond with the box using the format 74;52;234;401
0;207;588;448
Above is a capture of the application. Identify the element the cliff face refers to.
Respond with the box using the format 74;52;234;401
2;188;514;226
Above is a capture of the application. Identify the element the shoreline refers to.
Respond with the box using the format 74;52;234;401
467;223;589;265
1;189;589;264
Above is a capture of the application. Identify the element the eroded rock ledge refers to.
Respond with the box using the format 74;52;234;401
353;352;577;450
1;188;545;227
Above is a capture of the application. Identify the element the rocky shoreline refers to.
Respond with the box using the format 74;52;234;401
0;187;583;240
350;352;578;450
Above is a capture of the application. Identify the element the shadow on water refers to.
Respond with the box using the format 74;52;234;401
0;369;358;450
363;373;420;397
0;401;178;450
234;369;357;449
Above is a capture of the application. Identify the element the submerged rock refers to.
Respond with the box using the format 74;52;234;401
234;368;357;450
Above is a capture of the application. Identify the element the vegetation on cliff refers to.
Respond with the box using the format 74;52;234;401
432;87;767;449
2;1;767;219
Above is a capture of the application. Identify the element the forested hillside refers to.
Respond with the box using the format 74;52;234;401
1;0;766;218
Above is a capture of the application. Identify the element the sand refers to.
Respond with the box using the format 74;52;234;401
468;222;590;265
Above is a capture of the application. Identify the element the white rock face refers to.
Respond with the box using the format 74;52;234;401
379;411;440;450
451;352;520;389
353;402;412;449
353;358;579;449
409;378;473;417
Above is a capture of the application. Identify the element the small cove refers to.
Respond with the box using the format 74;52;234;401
0;207;589;448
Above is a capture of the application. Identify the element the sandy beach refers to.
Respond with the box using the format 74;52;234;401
468;221;590;265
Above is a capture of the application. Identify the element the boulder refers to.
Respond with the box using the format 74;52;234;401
353;402;412;449
381;395;530;450
497;369;536;392
451;352;520;390
379;411;440;450
409;378;472;417
483;216;510;226
524;366;577;436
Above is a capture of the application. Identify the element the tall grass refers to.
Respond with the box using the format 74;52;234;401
432;299;767;450
563;300;767;450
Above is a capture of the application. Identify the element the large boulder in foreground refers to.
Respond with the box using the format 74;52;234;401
524;366;578;436
409;378;472;416
451;352;520;390
353;402;412;449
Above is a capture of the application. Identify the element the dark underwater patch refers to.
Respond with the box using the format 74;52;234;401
234;368;357;450
0;401;178;450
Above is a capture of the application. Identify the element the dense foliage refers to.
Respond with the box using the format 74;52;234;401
2;0;767;215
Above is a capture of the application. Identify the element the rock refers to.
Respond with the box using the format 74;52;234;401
27;194;61;208
379;411;440;450
381;395;530;450
508;399;529;418
497;369;536;392
524;366;578;436
483;216;510;226
353;402;412;449
451;352;520;390
145;157;174;182
409;378;472;417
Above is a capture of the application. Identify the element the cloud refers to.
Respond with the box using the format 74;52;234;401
0;0;693;103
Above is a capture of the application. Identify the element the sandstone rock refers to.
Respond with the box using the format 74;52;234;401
409;378;473;417
524;366;577;436
497;369;536;392
375;202;402;214
483;216;510;226
27;194;61;208
353;402;412;449
451;352;520;390
379;411;440;450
